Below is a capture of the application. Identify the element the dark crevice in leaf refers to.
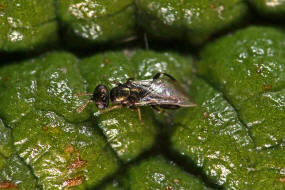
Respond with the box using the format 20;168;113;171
89;115;123;164
7;110;52;189
16;154;43;190
95;119;219;189
93;118;172;188
199;72;285;151
0;118;16;157
1;53;118;189
0;116;12;130
10;109;118;189
92;145;161;189
160;125;222;190
197;75;257;148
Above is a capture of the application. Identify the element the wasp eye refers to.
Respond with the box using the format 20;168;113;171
93;85;109;109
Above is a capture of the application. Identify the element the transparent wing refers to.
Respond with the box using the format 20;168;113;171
131;79;195;107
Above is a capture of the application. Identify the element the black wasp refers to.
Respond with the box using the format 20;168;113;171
76;72;196;121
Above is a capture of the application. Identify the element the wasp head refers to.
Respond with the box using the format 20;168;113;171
93;85;109;109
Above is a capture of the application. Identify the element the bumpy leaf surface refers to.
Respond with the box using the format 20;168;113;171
57;0;136;48
122;156;208;190
136;0;249;44
251;0;285;15
0;0;58;52
198;26;285;148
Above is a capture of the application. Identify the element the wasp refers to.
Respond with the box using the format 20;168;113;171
76;72;196;121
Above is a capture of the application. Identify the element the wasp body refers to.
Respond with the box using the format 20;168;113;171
77;72;196;120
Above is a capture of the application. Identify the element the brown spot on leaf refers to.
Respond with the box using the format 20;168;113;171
0;5;3;11
64;145;75;153
104;58;110;65
1;76;10;82
203;112;209;119
264;85;271;91
63;176;84;188
68;157;87;170
42;126;48;131
0;181;17;189
210;4;215;9
280;178;285;183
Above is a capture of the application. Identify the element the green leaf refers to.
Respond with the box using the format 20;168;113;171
251;0;285;16
34;52;89;123
122;156;209;190
136;0;249;45
13;111;119;189
0;0;58;52
57;0;136;48
0;52;120;189
99;179;124;190
198;26;285;148
171;75;285;188
0;119;14;157
0;52;89;125
96;107;158;162
0;50;198;188
171;78;254;189
0;154;39;190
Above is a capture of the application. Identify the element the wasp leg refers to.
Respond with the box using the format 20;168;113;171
137;107;143;122
153;72;177;82
151;105;163;114
128;105;143;123
151;105;171;118
100;105;123;114
75;92;93;97
77;99;91;113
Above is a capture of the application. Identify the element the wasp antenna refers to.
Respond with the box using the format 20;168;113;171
75;92;93;97
76;100;91;113
100;105;122;114
153;72;177;82
137;107;143;122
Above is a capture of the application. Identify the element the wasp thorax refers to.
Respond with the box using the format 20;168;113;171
110;86;130;104
93;85;109;109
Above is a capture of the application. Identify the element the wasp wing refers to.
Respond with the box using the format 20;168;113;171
131;79;195;107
